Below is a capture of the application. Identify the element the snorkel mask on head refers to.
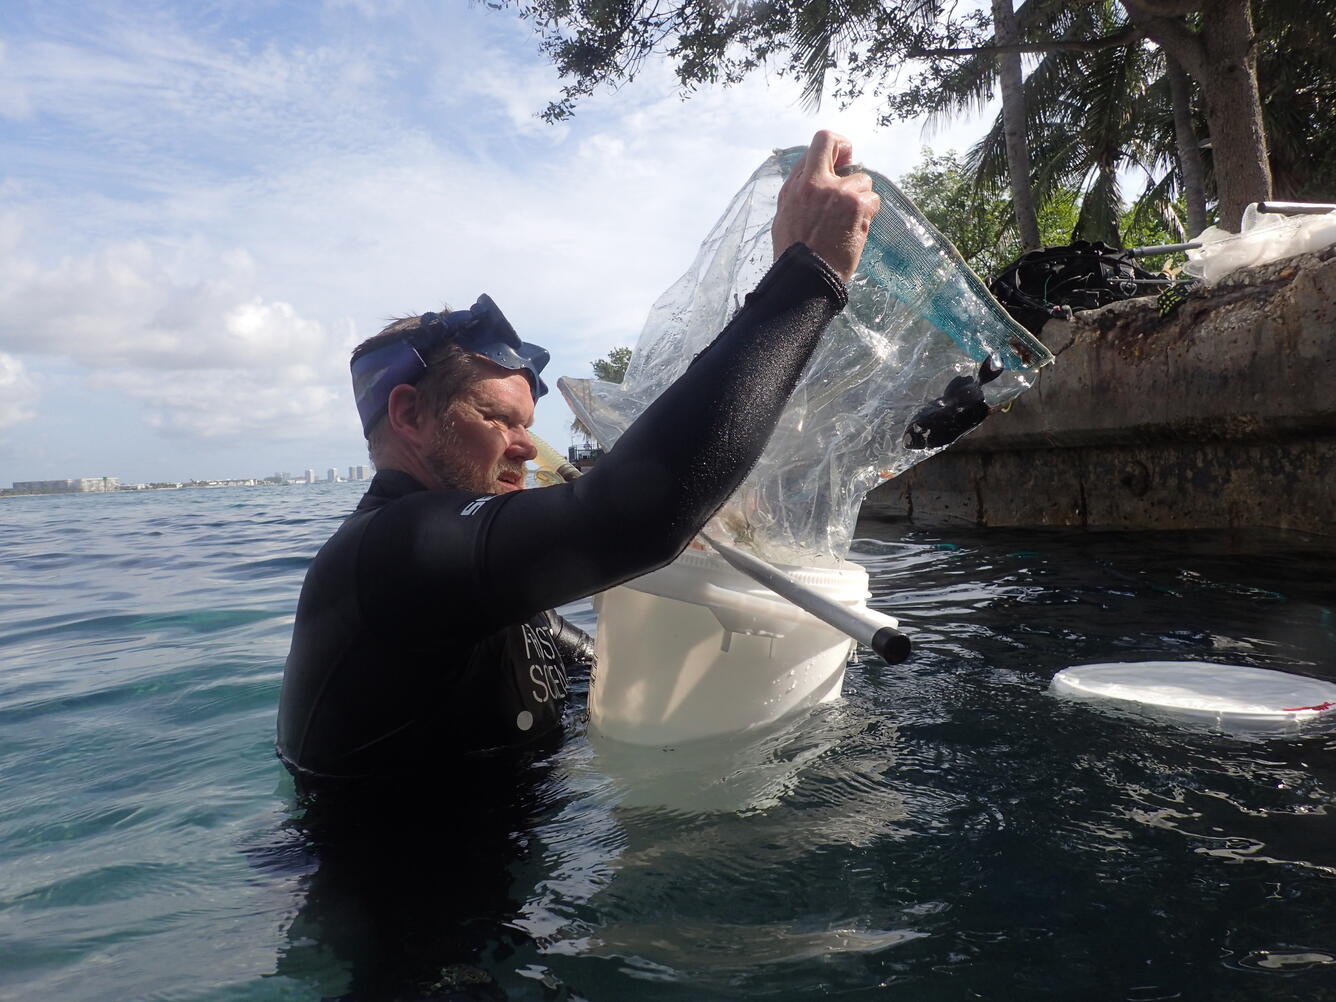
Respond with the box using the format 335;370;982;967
350;294;550;437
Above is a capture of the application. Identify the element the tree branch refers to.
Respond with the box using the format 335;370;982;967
1120;0;1204;17
909;24;1144;58
1116;2;1205;80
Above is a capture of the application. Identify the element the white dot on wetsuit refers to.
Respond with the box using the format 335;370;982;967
515;710;534;731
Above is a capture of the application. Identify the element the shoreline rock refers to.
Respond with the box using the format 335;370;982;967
864;246;1336;537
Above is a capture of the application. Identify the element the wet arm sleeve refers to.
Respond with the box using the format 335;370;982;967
544;610;595;665
363;243;846;638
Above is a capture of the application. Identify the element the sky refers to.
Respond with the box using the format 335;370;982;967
0;0;996;485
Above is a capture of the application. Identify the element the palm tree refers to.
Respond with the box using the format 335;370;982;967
992;0;1042;250
1164;54;1209;238
979;5;1176;245
915;1;1197;248
913;0;1329;231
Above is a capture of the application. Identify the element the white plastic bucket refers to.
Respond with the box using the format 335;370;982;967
590;547;872;745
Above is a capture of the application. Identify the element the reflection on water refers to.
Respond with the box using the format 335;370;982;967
523;704;913;985
580;701;894;815
2;488;1335;1000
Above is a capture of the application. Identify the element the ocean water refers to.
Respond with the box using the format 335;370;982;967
2;483;1335;1001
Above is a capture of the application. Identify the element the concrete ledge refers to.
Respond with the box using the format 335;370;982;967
865;245;1336;536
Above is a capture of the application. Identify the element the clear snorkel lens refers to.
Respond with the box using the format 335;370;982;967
351;294;550;437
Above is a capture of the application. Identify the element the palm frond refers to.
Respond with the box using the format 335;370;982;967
1126;169;1187;243
1074;168;1123;244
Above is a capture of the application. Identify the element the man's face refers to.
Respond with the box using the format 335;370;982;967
427;367;538;494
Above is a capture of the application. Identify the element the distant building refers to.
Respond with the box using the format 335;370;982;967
74;477;119;492
326;468;337;483
12;477;118;494
305;469;316;484
13;479;71;494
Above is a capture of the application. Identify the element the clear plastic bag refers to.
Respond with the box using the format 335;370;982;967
1183;203;1336;283
561;147;1053;565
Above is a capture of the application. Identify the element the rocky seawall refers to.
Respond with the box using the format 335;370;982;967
863;246;1336;536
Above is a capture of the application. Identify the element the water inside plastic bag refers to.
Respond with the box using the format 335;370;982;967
561;147;1053;564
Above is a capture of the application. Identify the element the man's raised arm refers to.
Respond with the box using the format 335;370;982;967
364;131;881;636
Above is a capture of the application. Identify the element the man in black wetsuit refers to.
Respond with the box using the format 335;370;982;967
277;130;880;788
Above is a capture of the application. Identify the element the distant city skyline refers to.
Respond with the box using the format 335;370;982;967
6;464;374;493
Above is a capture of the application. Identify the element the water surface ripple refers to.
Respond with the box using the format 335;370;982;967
1;486;1334;1000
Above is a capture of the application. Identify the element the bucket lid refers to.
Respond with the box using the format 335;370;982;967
1051;661;1336;733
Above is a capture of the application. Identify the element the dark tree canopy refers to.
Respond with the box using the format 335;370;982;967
495;0;1335;231
1254;0;1336;201
495;0;985;122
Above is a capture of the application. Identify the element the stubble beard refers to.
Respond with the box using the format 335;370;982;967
428;422;524;494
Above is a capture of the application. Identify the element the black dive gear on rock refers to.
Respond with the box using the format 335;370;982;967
988;241;1191;335
903;354;1003;450
277;244;848;783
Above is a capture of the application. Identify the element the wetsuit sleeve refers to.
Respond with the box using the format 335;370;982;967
359;243;846;641
544;610;595;665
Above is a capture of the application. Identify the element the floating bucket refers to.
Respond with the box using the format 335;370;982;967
1051;661;1336;735
591;548;877;745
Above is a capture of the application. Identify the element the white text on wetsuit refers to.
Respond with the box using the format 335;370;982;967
523;623;569;703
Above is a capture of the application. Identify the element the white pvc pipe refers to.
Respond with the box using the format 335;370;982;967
701;533;911;665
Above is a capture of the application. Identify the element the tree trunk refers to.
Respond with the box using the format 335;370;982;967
1195;0;1271;229
1124;0;1271;231
991;0;1042;250
1165;54;1209;237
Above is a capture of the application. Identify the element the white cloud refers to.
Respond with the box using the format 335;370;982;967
1;15;402;193
0;220;351;442
0;353;38;431
97;367;344;440
0;231;331;366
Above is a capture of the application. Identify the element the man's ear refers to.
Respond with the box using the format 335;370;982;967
386;384;433;449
